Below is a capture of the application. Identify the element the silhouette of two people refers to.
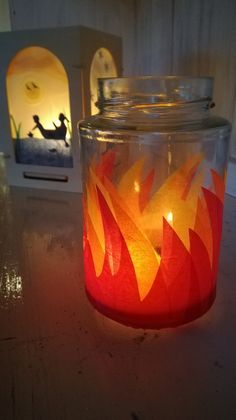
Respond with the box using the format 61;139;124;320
29;113;70;147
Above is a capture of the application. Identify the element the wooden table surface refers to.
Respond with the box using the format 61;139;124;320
0;160;236;420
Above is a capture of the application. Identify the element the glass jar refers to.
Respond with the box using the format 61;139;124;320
79;76;231;329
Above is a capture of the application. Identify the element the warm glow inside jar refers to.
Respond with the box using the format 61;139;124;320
79;76;231;329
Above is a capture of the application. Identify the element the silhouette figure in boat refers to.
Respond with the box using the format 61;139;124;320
29;113;70;147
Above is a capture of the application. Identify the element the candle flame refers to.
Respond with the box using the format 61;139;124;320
167;211;173;224
134;180;140;193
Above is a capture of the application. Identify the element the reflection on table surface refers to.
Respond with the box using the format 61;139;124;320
0;157;236;420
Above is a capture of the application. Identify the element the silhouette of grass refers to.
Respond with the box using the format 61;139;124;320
10;115;22;139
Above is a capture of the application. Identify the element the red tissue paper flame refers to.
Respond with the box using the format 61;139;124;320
83;150;225;328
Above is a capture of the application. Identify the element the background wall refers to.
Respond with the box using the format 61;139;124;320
0;0;11;31
7;0;136;75
5;0;236;157
135;0;236;158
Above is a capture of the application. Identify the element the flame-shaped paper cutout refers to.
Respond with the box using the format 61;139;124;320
89;167;115;218
168;169;204;250
89;168;120;274
139;169;155;212
181;161;201;200
86;181;105;252
202;187;223;279
161;219;200;319
84;192;141;313
142;155;203;250
84;207;105;276
189;229;212;302
96;149;116;181
118;157;144;218
194;195;213;267
83;150;225;327
97;189;124;276
101;176;160;301
211;169;225;203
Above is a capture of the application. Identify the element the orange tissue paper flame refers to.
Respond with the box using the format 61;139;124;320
83;149;225;327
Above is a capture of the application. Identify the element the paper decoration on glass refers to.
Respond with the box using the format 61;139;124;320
83;150;226;328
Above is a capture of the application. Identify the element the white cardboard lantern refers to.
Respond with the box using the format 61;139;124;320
0;26;122;192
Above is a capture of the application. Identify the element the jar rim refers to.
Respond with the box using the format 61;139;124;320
98;75;214;82
98;76;214;106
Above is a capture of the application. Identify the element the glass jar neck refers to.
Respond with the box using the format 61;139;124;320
98;100;211;124
96;76;213;126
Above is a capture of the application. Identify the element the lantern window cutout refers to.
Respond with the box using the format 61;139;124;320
90;48;117;115
6;46;73;169
0;26;122;192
